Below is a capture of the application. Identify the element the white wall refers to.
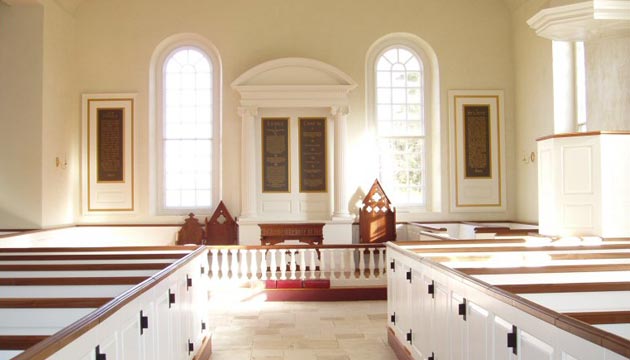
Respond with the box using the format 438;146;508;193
585;36;630;131
41;0;77;227
73;0;516;224
0;3;44;229
512;0;554;223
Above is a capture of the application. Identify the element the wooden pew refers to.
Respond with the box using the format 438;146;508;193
0;246;209;360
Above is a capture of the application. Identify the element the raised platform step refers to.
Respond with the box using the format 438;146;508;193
255;287;386;302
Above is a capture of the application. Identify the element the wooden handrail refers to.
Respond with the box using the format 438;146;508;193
498;282;630;294
458;263;630;275
0;277;148;286
387;243;630;358
12;246;206;360
0;298;113;308
0;263;171;271
410;243;630;254
427;251;630;263
0;336;48;350
0;253;186;261
0;245;198;253
205;243;386;250
563;311;630;325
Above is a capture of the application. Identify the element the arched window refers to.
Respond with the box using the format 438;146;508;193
367;33;440;210
375;46;425;205
151;34;222;214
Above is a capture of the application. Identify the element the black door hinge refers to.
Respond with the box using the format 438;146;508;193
428;280;435;298
458;298;467;321
95;345;106;360
507;325;518;355
168;289;176;308
140;310;149;335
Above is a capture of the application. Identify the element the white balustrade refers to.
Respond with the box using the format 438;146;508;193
206;246;387;286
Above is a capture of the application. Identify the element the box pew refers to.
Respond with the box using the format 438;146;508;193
0;246;211;360
386;241;630;360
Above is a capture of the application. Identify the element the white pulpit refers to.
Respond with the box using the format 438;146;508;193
537;131;630;238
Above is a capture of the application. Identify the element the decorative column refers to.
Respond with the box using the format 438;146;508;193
238;106;258;219
331;106;352;220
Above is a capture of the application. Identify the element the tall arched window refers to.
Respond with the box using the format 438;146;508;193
151;34;222;214
375;46;425;205
367;33;440;210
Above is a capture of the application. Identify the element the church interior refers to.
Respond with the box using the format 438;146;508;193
1;0;629;359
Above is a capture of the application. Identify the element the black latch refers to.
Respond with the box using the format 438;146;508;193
168;289;176;308
390;313;396;325
140;310;149;335
390;260;395;271
428;352;435;360
201;321;207;331
187;275;193;290
188;339;194;355
406;270;412;283
428;280;435;298
507;325;518;355
406;329;412;344
95;345;106;360
200;265;205;275
458;298;467;321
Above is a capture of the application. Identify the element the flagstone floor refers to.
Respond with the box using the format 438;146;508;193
208;298;398;360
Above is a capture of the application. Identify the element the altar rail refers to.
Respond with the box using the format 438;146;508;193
386;242;630;360
207;244;387;287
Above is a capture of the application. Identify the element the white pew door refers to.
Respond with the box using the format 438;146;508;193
410;269;430;359
519;330;554;360
467;301;490;360
492;316;515;360
449;293;467;360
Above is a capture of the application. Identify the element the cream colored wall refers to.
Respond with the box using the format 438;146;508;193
0;3;44;229
41;0;77;227
73;0;516;223
585;36;630;131
512;0;554;223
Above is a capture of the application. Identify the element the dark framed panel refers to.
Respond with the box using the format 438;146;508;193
299;117;327;193
463;105;491;178
261;117;290;192
97;108;125;182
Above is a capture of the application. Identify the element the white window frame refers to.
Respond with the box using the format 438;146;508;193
366;33;441;213
150;34;222;215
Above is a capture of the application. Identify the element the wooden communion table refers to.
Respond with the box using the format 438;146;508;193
259;223;325;245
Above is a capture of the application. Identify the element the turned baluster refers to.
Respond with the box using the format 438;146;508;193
220;249;230;281
358;247;366;280
260;249;268;280
319;249;327;279
279;250;288;280
210;249;219;281
230;249;240;280
269;249;278;280
367;248;376;279
299;249;307;280
289;249;297;280
309;249;317;279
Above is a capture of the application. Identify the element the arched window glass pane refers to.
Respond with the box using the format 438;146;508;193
162;47;213;209
375;46;425;205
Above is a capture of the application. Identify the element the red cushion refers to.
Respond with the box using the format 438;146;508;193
303;279;330;288
265;280;277;289
276;279;303;288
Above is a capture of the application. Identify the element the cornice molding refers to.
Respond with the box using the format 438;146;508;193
528;0;630;40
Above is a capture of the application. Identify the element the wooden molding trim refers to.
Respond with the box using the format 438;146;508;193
498;282;630;294
0;298;113;308
0;245;198;253
458;263;630;275
0;263;171;271
259;287;386;302
563;311;630;325
206;243;387;250
0;277;149;286
0;336;48;350
411;243;630;254
193;335;212;360
537;130;630;142
387;327;413;360
0;253;186;261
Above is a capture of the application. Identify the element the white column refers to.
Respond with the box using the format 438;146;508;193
331;106;352;220
238;106;258;219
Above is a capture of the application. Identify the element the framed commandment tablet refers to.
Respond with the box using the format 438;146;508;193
449;90;506;212
82;94;136;213
299;117;327;193
262;118;290;193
